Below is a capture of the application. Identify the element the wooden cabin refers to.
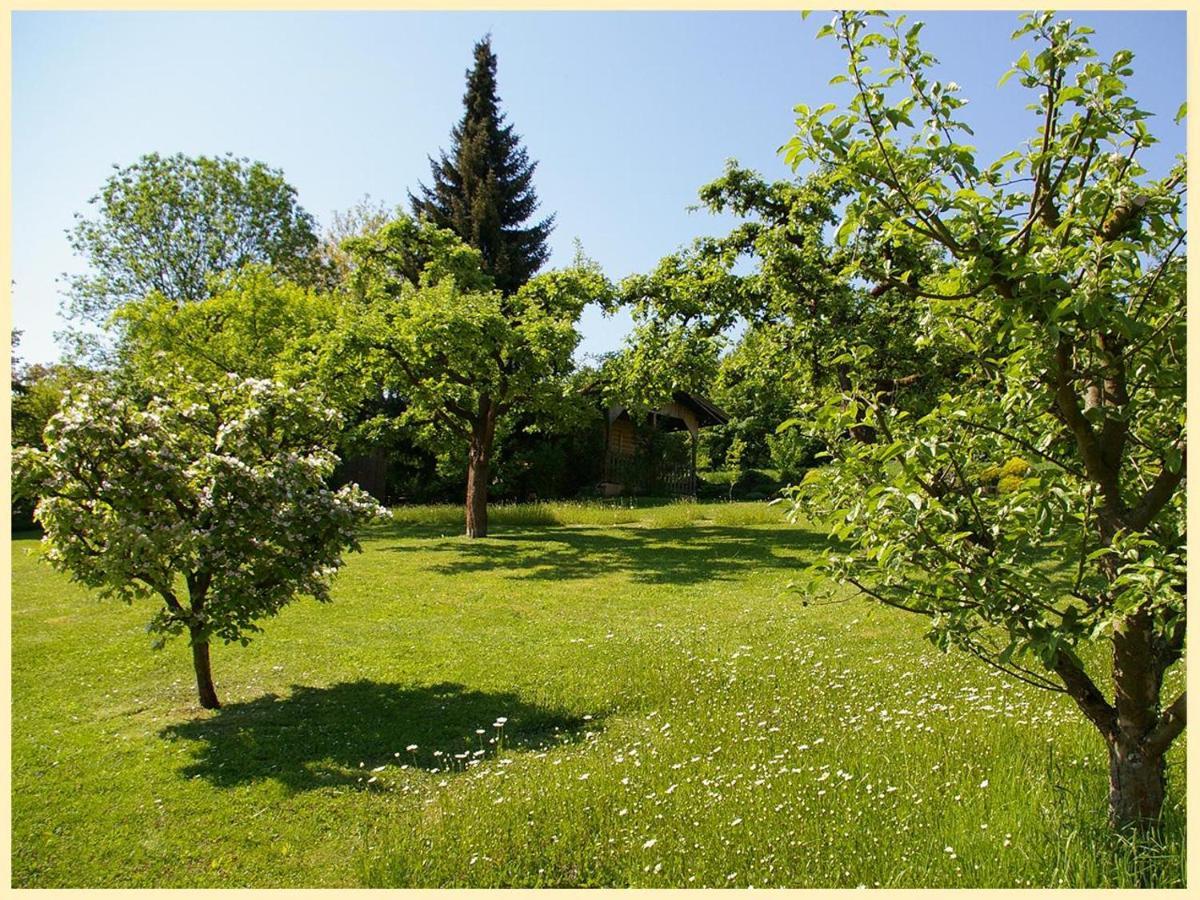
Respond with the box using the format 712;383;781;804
600;391;729;497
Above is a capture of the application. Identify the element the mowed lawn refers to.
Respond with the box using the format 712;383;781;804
10;501;1186;888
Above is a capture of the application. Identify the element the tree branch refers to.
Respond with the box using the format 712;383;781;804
1125;444;1185;532
958;418;1085;479
959;634;1066;693
1142;691;1186;758
838;13;963;255
1053;650;1117;739
1052;334;1121;510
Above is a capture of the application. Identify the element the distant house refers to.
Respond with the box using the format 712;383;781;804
600;391;729;497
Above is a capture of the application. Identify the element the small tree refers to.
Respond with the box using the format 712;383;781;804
14;375;386;709
790;11;1185;829
340;217;612;537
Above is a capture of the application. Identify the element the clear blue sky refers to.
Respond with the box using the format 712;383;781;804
11;10;1187;366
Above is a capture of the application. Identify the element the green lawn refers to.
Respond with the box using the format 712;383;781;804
10;501;1185;887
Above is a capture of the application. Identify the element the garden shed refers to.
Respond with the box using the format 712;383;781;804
600;391;728;496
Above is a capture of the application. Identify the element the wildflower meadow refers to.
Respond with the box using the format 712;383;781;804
11;502;1185;887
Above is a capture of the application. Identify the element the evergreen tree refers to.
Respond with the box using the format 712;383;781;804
410;35;553;294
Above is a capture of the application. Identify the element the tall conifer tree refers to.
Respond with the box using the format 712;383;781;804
411;36;553;295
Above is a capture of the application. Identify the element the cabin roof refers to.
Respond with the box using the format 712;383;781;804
665;391;729;428
606;391;729;432
580;379;729;430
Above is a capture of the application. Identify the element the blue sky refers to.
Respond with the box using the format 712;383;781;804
11;10;1187;366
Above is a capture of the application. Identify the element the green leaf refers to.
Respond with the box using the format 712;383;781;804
834;215;857;247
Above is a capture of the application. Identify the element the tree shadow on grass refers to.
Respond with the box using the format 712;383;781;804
161;680;594;792
379;524;837;586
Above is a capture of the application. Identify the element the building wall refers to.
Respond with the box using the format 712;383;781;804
608;416;637;457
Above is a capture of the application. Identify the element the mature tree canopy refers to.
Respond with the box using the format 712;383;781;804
708;324;814;473
789;10;1186;829
113;265;337;396
410;36;554;294
618;162;952;449
337;216;612;536
66;152;320;324
15;375;387;709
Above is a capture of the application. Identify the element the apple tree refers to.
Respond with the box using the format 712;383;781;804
789;11;1186;828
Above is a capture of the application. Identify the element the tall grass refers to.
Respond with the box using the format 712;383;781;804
382;498;789;531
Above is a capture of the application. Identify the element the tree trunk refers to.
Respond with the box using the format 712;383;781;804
465;448;490;538
1107;609;1170;829
465;400;497;539
1048;329;1183;831
1107;736;1165;829
190;631;220;710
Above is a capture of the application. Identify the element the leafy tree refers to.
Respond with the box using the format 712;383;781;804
10;334;100;530
339;216;612;537
699;164;951;443
617;161;950;456
600;318;723;417
112;265;337;394
601;248;730;421
766;426;824;486
313;194;399;289
790;11;1186;828
708;323;810;470
65;153;320;326
723;435;750;501
14;375;386;709
111;263;428;502
410;35;554;295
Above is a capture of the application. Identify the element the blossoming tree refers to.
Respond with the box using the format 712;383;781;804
15;375;388;709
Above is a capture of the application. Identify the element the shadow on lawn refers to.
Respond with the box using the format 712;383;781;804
162;680;594;792
379;524;835;585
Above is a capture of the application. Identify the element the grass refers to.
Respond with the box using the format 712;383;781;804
10;501;1186;887
383;496;787;529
